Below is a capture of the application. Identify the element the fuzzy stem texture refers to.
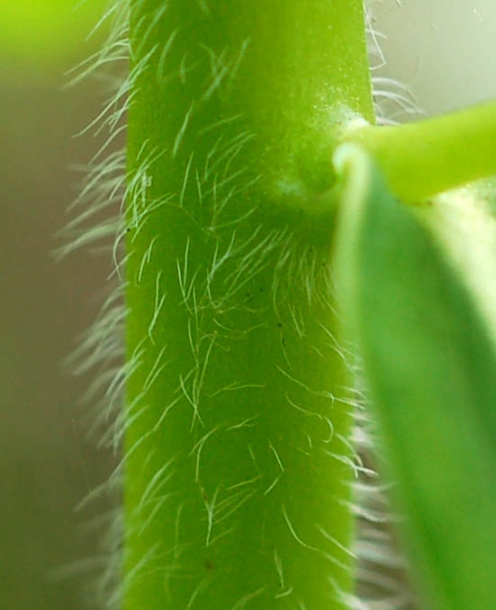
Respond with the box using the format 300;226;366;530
124;2;373;608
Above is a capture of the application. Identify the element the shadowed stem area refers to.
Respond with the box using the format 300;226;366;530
124;1;373;608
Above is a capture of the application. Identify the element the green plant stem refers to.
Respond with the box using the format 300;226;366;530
344;102;496;202
124;1;373;609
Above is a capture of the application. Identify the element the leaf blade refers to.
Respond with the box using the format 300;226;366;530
334;145;496;610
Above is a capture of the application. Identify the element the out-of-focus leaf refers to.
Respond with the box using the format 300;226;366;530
333;144;496;610
0;0;109;78
414;179;496;345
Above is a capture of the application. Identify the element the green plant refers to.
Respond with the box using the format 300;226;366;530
73;1;496;608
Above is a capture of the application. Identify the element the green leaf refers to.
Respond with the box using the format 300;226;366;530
414;181;496;347
333;145;496;610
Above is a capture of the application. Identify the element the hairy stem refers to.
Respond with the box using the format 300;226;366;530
124;1;373;608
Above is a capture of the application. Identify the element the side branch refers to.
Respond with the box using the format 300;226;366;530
343;102;496;202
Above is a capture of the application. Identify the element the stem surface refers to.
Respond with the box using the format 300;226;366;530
125;2;373;608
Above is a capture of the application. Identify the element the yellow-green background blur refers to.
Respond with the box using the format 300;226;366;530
1;2;117;609
0;1;494;609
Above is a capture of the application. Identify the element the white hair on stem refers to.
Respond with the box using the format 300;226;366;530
61;0;417;607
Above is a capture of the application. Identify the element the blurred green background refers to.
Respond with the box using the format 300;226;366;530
0;1;494;609
0;2;119;609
